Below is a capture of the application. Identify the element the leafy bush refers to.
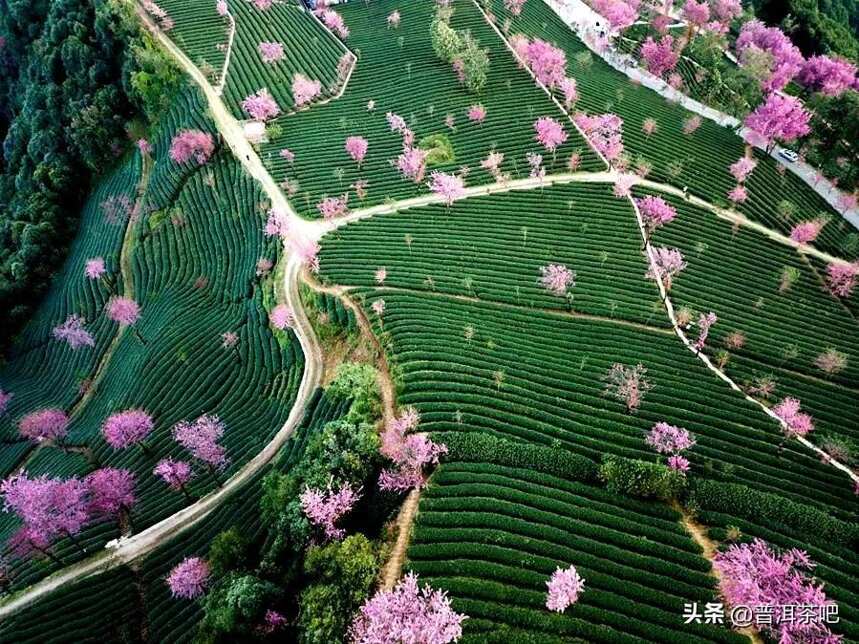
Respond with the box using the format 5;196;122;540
419;133;457;167
438;432;599;482
198;573;281;639
208;528;250;578
326;362;380;424
599;455;687;501
687;479;859;547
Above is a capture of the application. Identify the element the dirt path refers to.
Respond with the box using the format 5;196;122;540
380;488;421;591
674;502;764;644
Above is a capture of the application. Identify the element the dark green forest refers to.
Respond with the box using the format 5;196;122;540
0;0;178;353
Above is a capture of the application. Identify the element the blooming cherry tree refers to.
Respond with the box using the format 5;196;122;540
241;88;280;121
317;194;349;220
299;482;361;541
428;171;466;207
825;262;858;298
727;184;748;204
744;94;811;150
387;10;401;28
574;113;624;162
378;409;447;492
538;263;576;297
773;397;814;437
85;257;107;280
545;565;585;613
798;55;856;96
167;557;210;599
292;74;322;108
534;116;568;153
350;572;467;643
636;195;677;235
344;136;368;166
85;468;135;521
107;296;141;326
258;41;284;64
693;311;717;351
713;540;839;644
102;409;154;450
736;21;804;92
523;38;567;88
640;35;679;77
19;409;69;444
815;348;847;376
790;220;823;244
603;363;652;413
52;315;95;350
559;77;578;109
646;246;687;289
169;130;215;165
729;156;757;183
153;459;194;500
172;414;229;480
467;104;486;123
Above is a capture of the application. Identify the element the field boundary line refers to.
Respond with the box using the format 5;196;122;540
214;8;236;96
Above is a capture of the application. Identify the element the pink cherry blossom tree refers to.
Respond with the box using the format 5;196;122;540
523;38;567;88
169;130;215;165
344;136;368;166
646;422;695;457
728;184;748;205
84;468;135;528
387;10;401;28
504;0;527;16
640;35;679;77
815;348;847;376
693;311;717;351
789;220;824;244
258;41;285;64
772;397;814;437
349;572;467;643
636;195;677;235
292;74;322;108
428;171;466;207
593;0;638;32
534;116;568;153
378;409;448;492
172;414;229;484
574;113;624;162
736;21;804;92
682;115;702;135
299;482;361;541
270;304;295;330
19;409;69;444
167;557;210;599
646;246;687;289
371;299;386;318
52;315;95;350
603;363;652;413
467;104;487;123
102;410;154;451
85;257;107;281
559;77;578;110
538;263;576;298
713;539;839;644
319;9;349;39
106;296;141;326
317;194;349;220
545;565;585;613
744;93;811;151
729;156;757;183
153;459;194;501
241;88;280;121
395;147;428;184
797;55;856;97
825;262;858;298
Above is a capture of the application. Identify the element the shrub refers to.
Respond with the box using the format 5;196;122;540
208;527;250;577
687;480;859;547
598;455;686;501
419;133;456;167
199;573;281;637
437;432;598;482
326;362;380;423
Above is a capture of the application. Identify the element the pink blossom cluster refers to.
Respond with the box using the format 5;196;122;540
378;409;447;492
371;299;386;317
825;262;858;298
772;397;814;437
153;459;193;490
646;246;687;289
107;296;141;326
467;104;487;123
101;194;133;224
251;0;272;9
712;0;741;23
387;10;401;28
319;9;349;39
636;195;677;234
172;414;229;470
729;156;757;183
713;539;839;644
241;88;280;121
85;468;135;518
736;20;804;92
216;0;228;17
292;73;322;108
603;363;652;413
797;55;857;97
18;408;69;443
613;173;636;197
258;41;285;64
169;130;215;165
102;409;154;450
727;184;748;204
744;93;811;146
299;482;361;540
682;115;702;135
350;572;466;643
538;263;576;296
344;135;368;165
52;315;95;350
481;151;506;181
85;257;107;280
142;0;174;31
646;422;695;468
166;557;210;599
534;116;568;152
693;311;717;351
527;152;545;180
0;389;12;417
270;304;295;330
290;234;321;273
574;113;624;161
545;565;585;613
317;194;349;219
682;0;710;27
789;220;823;244
262;610;288;634
593;0;638;31
640;35;679;77
559;77;578;109
264;207;288;237
428;171;466;206
520;37;568;88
